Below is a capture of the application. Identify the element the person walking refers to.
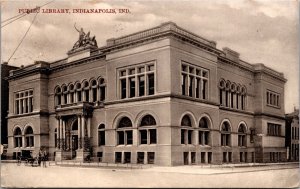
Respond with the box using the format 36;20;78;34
42;149;48;168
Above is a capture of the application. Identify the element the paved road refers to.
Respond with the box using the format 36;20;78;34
1;163;299;188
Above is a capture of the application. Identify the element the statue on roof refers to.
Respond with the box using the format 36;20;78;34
71;23;98;51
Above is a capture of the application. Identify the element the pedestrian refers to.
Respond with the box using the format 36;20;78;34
42;149;48;168
38;149;42;167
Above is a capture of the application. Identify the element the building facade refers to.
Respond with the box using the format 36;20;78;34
6;22;287;165
1;62;18;145
285;109;299;161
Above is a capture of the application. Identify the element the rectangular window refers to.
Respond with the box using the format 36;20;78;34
124;152;131;163
191;152;196;164
201;152;206;163
228;152;232;162
204;131;209;145
182;74;187;96
121;79;127;99
118;63;155;99
140;130;147;144
266;90;280;107
148;73;155;95
208;152;212;163
15;90;34;115
98;131;105;146
181;62;209;100
189;76;193;97
126;130;133;145
138;76;145;97
149;129;157;144
129;77;135;98
267;123;281;136
188;130;193;144
115;152;122;163
181;130;185;144
137;152;144;164
118;131;124;145
199;131;203;145
147;152;155;164
97;152;103;162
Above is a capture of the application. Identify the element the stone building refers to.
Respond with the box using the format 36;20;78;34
1;62;18;145
285;109;299;161
6;22;287;165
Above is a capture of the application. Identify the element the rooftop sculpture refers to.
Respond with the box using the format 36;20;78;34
70;23;98;53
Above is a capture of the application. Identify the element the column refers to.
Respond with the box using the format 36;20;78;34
62;120;66;149
59;118;63;149
78;115;81;149
97;87;101;102
83;91;86;102
57;118;60;149
87;117;91;138
81;116;85;148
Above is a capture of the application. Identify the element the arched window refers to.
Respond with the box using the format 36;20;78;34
91;79;97;102
238;124;247;147
69;84;75;104
83;81;89;102
139;115;157;144
181;115;193;145
62;85;68;104
199;117;210;145
14;127;22;148
99;78;106;101
76;83;82;102
25;126;34;147
241;87;246;110
98;124;105;146
221;121;231;146
219;79;225;106
55;87;62;106
181;115;192;127
117;117;133;145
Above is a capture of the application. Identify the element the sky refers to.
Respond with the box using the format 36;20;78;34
1;0;299;113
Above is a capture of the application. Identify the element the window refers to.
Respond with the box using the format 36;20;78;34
221;121;231;146
25;126;34;147
91;80;97;102
62;85;68;104
55;87;62;106
69;84;75;104
199;117;210;145
267;123;281;136
83;81;89;102
98;124;105;146
137;152;144;164
117;117;133;145
266;90;280;107
115;152;122;163
219;80;247;111
118;63;155;99
76;83;82;102
238;124;247;147
99;78;106;101
15;90;33;114
181;115;193;145
147;152;155;164
14;127;22;148
124;152;131;163
139;115;157;145
181;62;208;100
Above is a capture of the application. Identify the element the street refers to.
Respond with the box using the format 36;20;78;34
1;163;299;188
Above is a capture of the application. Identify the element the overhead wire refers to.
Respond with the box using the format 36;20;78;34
1;0;55;28
7;12;39;63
